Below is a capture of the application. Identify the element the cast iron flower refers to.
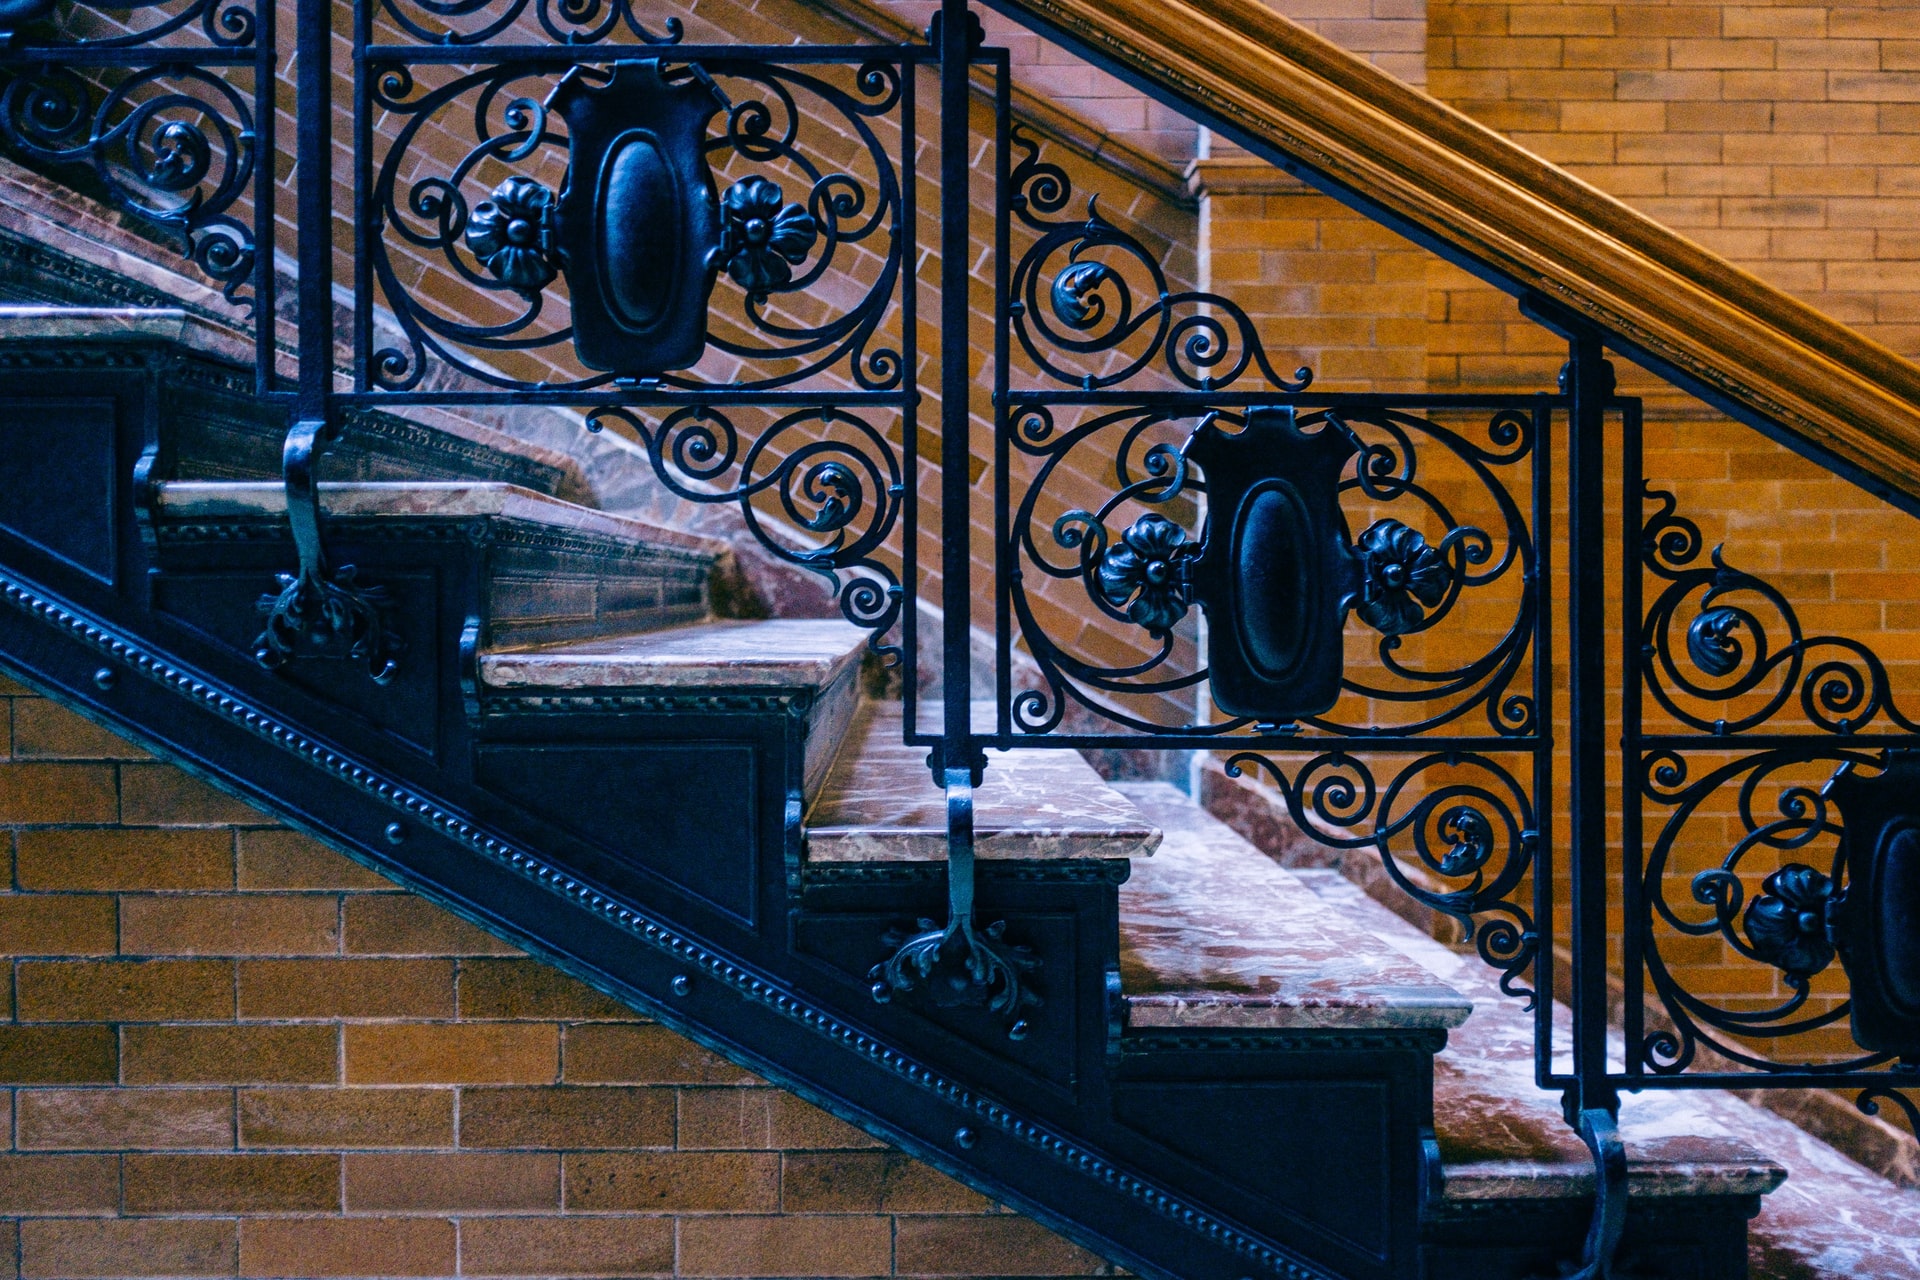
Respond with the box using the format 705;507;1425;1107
721;176;818;292
1355;519;1451;637
465;176;556;293
1096;513;1193;635
1742;863;1837;981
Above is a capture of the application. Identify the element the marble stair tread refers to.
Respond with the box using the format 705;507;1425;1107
1112;783;1473;1031
803;705;1161;862
480;619;869;692
153;480;728;560
1284;868;1789;1207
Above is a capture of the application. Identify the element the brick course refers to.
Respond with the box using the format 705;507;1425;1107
0;677;1110;1279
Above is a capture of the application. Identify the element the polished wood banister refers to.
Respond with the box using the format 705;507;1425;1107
992;0;1920;503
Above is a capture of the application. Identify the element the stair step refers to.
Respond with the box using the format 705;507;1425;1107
153;481;726;646
2;307;582;497
482;619;868;801
1113;782;1471;1032
154;480;721;554
803;705;1161;862
1277;868;1800;1263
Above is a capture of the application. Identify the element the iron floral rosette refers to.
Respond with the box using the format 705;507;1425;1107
1095;513;1193;636
721;176;818;292
465;176;556;294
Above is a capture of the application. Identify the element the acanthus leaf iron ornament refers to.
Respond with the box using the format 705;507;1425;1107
253;565;402;685
250;418;404;687
867;769;1041;1039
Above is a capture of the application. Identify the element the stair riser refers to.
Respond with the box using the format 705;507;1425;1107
149;520;712;653
1421;1195;1758;1280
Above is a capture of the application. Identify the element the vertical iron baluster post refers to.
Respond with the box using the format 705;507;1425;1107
993;47;1011;747
287;0;333;585
1532;394;1555;1089
251;0;276;394
937;0;975;780
1565;327;1626;1278
900;57;920;742
1622;397;1646;1087
351;0;370;391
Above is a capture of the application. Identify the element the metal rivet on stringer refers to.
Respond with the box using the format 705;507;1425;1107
670;975;691;997
384;822;406;845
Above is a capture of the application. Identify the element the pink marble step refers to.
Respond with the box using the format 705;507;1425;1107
1113;783;1473;1031
1285;867;1791;1208
803;705;1161;862
483;620;869;801
154;481;728;645
154;480;726;559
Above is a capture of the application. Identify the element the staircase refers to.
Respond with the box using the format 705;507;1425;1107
0;298;1791;1278
4;0;1920;1275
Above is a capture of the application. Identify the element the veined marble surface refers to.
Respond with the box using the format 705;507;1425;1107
0;305;254;364
154;481;730;559
1292;867;1786;1201
1286;867;1920;1278
483;619;869;692
1115;783;1471;1031
803;706;1160;862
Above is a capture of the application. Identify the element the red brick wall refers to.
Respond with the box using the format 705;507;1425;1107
0;673;1112;1279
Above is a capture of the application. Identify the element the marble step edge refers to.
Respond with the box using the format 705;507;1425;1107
0;304;251;361
804;705;1162;863
1112;783;1472;1033
152;480;729;564
1433;1143;1785;1204
480;620;870;801
479;618;871;694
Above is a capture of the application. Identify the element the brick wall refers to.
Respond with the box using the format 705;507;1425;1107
0;673;1112;1279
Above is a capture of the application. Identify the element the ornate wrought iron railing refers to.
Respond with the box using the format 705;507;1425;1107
7;0;1920;1272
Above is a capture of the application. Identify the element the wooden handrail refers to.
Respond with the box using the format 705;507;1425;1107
993;0;1920;503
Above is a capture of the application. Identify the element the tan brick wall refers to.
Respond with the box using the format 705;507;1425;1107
0;674;1112;1279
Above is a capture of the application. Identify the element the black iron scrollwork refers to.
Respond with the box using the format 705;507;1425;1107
0;0;257;49
1642;483;1920;737
0;63;257;306
588;404;902;658
1224;748;1540;1005
254;565;401;685
1010;401;1534;738
368;57;903;393
1008;129;1311;393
